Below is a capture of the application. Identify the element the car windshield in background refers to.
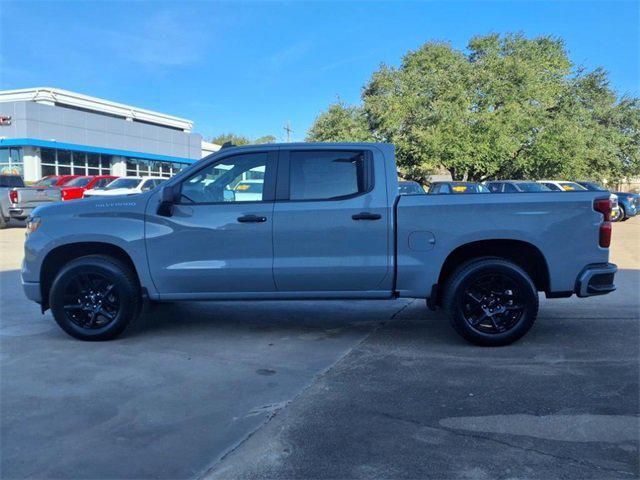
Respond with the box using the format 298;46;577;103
0;176;24;188
234;181;263;193
578;182;608;191
33;177;59;187
105;178;140;190
451;183;488;193
65;177;92;187
399;182;425;195
518;182;550;192
559;182;587;191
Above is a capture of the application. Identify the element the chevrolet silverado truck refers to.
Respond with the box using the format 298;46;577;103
21;143;617;345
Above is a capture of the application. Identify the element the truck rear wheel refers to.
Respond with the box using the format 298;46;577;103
49;255;141;341
0;214;7;229
442;257;538;346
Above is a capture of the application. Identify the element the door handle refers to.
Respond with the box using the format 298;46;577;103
352;212;382;221
237;214;267;223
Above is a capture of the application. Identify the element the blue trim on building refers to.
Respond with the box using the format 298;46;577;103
0;138;197;164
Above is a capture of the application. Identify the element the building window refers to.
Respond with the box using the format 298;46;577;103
0;147;24;176
39;148;113;177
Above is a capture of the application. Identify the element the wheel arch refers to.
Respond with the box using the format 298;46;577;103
40;242;141;310
435;239;550;305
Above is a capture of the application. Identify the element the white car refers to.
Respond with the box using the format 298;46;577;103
84;177;165;197
536;180;588;192
538;180;620;219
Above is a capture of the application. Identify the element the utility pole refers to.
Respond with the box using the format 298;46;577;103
284;121;293;143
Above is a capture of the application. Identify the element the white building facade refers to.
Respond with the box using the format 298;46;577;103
0;87;219;182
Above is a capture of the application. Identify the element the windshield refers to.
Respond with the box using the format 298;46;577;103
33;176;60;187
399;182;425;194
559;182;587;191
0;175;24;188
65;177;92;187
579;182;607;191
105;178;140;190
452;183;488;193
518;182;550;192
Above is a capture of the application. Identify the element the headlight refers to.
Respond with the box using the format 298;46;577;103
26;217;41;235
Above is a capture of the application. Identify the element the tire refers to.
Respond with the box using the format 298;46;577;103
612;206;625;222
442;257;538;346
0;214;7;229
49;255;141;341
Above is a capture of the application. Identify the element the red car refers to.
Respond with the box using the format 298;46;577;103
32;175;81;188
60;175;119;201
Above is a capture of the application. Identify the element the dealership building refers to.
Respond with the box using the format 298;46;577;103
0;87;220;182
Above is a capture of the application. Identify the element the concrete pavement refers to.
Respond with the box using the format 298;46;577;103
0;221;638;479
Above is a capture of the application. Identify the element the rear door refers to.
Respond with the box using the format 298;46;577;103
272;147;390;293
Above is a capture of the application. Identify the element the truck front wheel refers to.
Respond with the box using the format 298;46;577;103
49;255;141;341
442;257;538;346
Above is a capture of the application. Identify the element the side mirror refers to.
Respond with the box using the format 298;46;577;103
157;185;179;217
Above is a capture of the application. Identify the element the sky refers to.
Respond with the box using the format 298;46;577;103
1;1;638;142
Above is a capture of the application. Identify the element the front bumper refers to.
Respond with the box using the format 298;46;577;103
575;263;617;297
21;278;42;303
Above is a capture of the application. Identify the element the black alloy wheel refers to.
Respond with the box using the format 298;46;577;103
443;257;539;346
62;272;120;329
49;255;141;340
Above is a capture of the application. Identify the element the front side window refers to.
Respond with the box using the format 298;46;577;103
288;150;368;201
504;183;518;193
542;182;562;191
181;152;270;203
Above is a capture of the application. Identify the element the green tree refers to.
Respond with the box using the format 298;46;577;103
306;101;373;142
308;33;639;183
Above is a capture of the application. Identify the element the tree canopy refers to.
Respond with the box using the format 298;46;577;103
211;133;276;146
307;33;639;183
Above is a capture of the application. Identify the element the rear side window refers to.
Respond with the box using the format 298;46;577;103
486;183;502;193
504;183;518;193
288;151;369;201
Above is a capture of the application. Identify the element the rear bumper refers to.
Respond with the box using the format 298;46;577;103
575;263;617;297
9;206;33;220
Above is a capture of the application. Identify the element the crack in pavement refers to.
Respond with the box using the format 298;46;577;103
197;299;416;479
368;410;636;477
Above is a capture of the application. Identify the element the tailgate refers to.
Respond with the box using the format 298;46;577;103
15;188;62;206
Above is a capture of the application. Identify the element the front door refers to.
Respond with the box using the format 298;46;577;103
272;148;391;293
145;150;277;296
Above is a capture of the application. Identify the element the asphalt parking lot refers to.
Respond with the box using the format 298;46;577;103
1;220;638;479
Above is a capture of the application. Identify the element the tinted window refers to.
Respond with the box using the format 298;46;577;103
289;151;368;201
504;183;518;193
0;176;24;188
93;178;112;188
181;152;270;203
486;183;501;193
65;177;92;187
34;176;60;187
542;182;561;191
517;182;550;192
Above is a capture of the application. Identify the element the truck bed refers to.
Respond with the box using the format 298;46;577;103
395;190;609;297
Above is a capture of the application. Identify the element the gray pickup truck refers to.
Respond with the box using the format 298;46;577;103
0;174;25;228
21;143;617;345
8;176;64;221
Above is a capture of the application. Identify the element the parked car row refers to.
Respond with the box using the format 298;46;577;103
0;174;166;228
397;179;640;222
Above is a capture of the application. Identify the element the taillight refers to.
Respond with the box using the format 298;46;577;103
61;190;68;200
594;197;612;248
9;190;18;203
